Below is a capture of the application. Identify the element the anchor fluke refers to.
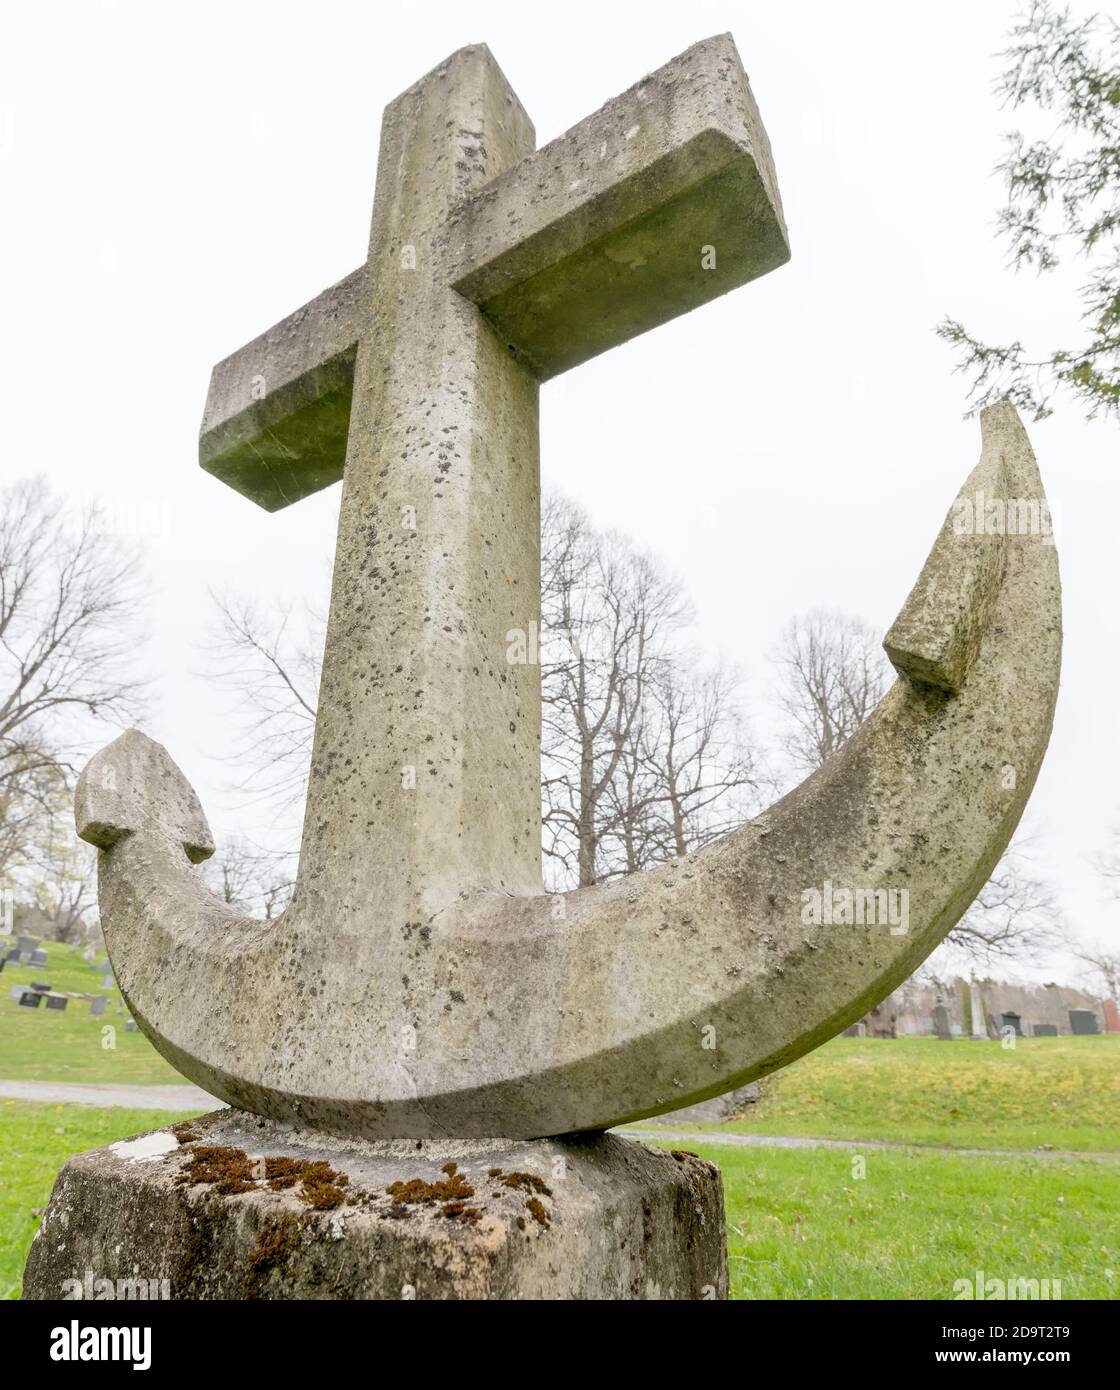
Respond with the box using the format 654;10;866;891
76;729;215;865
883;403;1020;694
74;405;1061;1140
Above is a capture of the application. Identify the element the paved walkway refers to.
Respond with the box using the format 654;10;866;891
0;1079;221;1111
2;1086;1114;1163
624;1127;1120;1163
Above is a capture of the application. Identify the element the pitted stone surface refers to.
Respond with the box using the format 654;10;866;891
75;404;1061;1140
22;1110;727;1301
75;37;1060;1144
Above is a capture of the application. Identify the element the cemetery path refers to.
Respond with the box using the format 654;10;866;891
623;1128;1120;1163
0;1079;222;1111
2;1085;1113;1162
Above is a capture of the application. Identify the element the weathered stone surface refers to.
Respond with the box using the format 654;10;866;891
199;267;364;512
77;32;1061;1146
76;727;214;864
653;1083;763;1127
22;1111;726;1301
883;414;1012;693
449;33;789;378
197;35;788;513
76;402;1060;1140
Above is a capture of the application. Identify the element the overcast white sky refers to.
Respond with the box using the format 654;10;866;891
3;0;1117;981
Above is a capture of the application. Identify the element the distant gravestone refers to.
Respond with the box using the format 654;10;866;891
29;950;48;969
968;983;987;1039
16;935;41;956
1069;1009;1099;1036
89;996;107;1017
18;991;42;1008
100;974;114;990
45;995;68;1012
1032;1023;1058;1037
29;981;51;993
932;1004;952;1040
1001;1011;1023;1037
125;1019;137;1033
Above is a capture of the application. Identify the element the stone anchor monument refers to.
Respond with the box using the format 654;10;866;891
24;36;1060;1300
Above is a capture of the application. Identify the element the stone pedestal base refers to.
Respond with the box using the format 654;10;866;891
22;1110;727;1300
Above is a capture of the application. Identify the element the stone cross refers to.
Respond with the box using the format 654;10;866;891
199;35;788;917
75;37;1059;1141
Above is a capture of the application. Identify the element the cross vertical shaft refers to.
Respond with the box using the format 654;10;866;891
296;47;543;925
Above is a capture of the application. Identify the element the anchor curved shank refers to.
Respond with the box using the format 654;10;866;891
79;403;1060;1138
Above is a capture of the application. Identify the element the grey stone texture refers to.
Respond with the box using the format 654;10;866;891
71;41;1060;1145
198;34;786;511
72;401;1060;1141
22;1110;726;1301
40;32;1065;1307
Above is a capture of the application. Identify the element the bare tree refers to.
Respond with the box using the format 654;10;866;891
209;593;322;827
27;842;98;945
209;494;765;895
939;839;1064;968
204;837;293;919
772;610;890;774
0;477;145;888
605;663;767;871
540;497;688;888
1079;840;1120;997
1095;823;1120;896
1072;941;1120;1000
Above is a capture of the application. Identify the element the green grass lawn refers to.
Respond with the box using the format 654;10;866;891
0;1102;202;1301
650;1138;1120;1300
0;941;183;1085
674;1035;1120;1153
2;1102;1115;1301
1;944;1117;1299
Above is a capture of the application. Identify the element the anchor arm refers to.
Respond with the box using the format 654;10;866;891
450;33;790;380
78;405;1060;1139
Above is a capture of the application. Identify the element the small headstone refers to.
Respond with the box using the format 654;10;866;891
45;994;68;1012
100;974;114;990
89;996;107;1017
18;991;42;1008
16;935;41;955
9;985;26;1001
969;983;987;1039
125;1019;137;1032
29;949;48;969
932;1004;952;1040
30;981;51;993
1000;1011;1023;1037
1069;1009;1099;1036
1032;1023;1058;1037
